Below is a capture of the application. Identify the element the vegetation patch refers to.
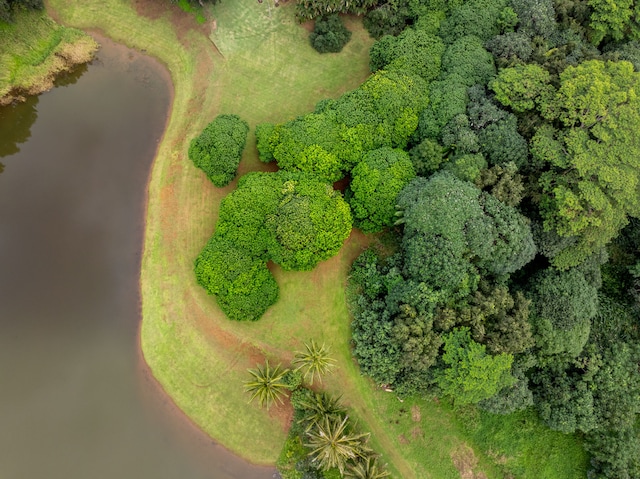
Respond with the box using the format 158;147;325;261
0;8;97;105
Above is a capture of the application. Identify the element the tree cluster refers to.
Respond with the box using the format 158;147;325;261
195;171;351;320
345;0;640;476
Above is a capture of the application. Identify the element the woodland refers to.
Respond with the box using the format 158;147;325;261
189;0;640;478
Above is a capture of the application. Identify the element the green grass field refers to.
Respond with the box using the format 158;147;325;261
0;8;96;104
45;0;589;477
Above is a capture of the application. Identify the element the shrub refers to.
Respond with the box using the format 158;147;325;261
188;114;249;187
310;15;352;54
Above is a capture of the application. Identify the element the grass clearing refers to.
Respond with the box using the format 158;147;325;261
45;0;589;476
0;8;97;104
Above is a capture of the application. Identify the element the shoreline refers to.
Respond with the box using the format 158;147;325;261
0;11;98;106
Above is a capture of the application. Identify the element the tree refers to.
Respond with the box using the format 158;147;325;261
475;162;525;207
296;391;347;431
490;64;553;113
529;60;640;268
266;177;352;271
588;0;637;45
440;36;496;87
245;360;290;409
293;340;337;385
310;14;352;54
439;0;509;43
435;327;515;405
295;0;378;22
368;28;445;81
345;456;391;479
486;32;534;67
526;268;598;358
305;415;372;474
188;114;249;187
348;147;416;233
194;237;279;321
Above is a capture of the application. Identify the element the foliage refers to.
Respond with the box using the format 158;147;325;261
369;28;445;81
310;14;352;54
297;391;347;432
195;171;351;320
344;456;391;479
305;415;372;474
295;0;379;22
245;360;290;409
477;370;533;415
440;36;496;87
524;60;640;268
475;162;525;207
485;32;534;67
348;147;416;233
266;179;352;271
188;114;249;187
588;0;639;46
409;138;445;176
293;340;337;385
435;327;515;405
258;70;428;182
527;268;598;358
438;0;508;43
0;0;42;23
490;64;553;113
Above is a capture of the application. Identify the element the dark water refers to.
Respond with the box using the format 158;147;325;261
0;36;276;479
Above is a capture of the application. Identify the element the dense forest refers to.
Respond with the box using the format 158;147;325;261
192;0;640;477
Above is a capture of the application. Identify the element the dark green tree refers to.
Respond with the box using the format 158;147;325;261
310;14;352;54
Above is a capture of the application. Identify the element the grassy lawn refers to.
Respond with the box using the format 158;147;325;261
0;8;96;104
45;0;589;477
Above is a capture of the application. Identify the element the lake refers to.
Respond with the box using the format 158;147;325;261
0;34;276;479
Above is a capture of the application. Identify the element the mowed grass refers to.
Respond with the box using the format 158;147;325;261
0;8;96;102
46;0;589;477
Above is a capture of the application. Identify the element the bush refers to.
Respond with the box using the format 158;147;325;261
188;114;249;187
309;15;352;54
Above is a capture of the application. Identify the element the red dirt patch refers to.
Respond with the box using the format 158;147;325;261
133;0;210;40
450;444;488;479
411;405;421;422
410;426;423;440
398;434;410;445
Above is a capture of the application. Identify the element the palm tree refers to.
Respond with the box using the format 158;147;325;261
345;456;391;479
244;360;289;410
293;339;336;385
305;415;372;474
297;391;347;431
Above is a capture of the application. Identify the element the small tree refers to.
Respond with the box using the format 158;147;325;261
293;340;336;384
310;14;352;54
305;415;372;474
345;456;391;479
245;360;289;409
188;114;249;187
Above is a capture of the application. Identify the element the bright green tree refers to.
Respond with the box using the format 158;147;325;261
348;147;416;233
188;114;249;187
436;327;515;405
533;60;640;268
